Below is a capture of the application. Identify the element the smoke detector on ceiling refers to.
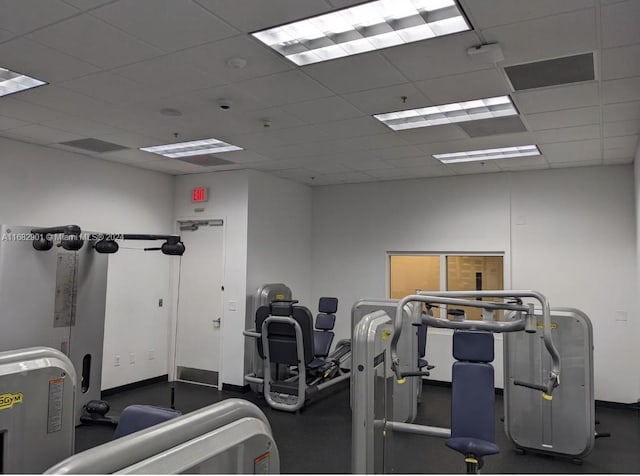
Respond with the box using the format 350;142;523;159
226;57;247;69
466;43;504;64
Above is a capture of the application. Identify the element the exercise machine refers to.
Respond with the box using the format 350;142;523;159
0;224;184;424
46;399;279;474
0;347;76;473
0;346;279;474
244;299;350;412
351;298;425;423
504;307;606;462
352;291;561;473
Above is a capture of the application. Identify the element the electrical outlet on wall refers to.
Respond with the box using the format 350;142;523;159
148;349;155;360
114;355;120;367
129;352;135;364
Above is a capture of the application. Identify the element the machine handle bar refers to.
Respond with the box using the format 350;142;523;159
390;291;561;396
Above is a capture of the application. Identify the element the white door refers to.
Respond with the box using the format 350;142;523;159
174;220;224;387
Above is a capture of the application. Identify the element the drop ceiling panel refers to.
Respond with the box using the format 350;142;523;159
0;98;64;123
602;77;640;104
513;82;599;114
175;35;294;83
483;9;596;65
63;0;115;10
17;85;113;118
61;72;166;105
386;157;441;169
415;69;509;104
402;165;455;178
394;124;468;145
0;0;79;34
372;145;425;161
96;131;165;148
217;150;270;164
447;161;502;175
99;149;163;163
234;107;306;134
302;52;407;94
540;139;602;163
603;120;640;138
366;168;414;179
459;116;528;137
601;0;640;48
604;135;638;151
416;132;537;156
381;31;489;81
492;155;549;170
344;158;396;171
299;161;353;175
281;96;362;124
194;0;332;33
549;159;602;168
318;117;389;139
28;14;162;69
603;101;640;122
0;28;16;43
341;83;429;116
238;70;333;107
461;0;594;29
39;113;123;138
0;115;29;130
270;124;332;146
603;157;633;165
113;54;226;93
526;106;600;130
0;38;100;83
535;124;600;144
338;133;409;151
601;44;640;80
2;124;83;145
91;0;238;52
138;158;210;174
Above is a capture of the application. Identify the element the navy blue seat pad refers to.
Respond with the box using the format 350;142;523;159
445;437;500;457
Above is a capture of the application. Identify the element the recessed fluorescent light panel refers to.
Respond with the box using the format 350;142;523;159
374;96;518;131
0;67;46;97
252;0;470;66
140;138;242;158
434;145;541;164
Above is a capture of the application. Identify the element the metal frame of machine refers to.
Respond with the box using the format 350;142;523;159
0;347;77;474
504;307;596;461
352;291;562;473
46;399;279;474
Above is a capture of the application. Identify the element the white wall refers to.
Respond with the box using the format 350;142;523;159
173;170;249;387
246;170;313;372
0;137;175;390
312;165;637;403
635;145;640;402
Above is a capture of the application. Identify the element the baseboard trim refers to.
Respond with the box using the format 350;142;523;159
222;383;250;393
101;375;168;398
423;379;637;409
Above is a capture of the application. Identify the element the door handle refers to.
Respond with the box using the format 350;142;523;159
212;317;221;328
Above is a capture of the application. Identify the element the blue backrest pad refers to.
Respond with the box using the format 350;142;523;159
255;304;315;365
450;362;495;442
314;330;334;358
113;405;181;439
452;330;494;362
318;297;338;314
315;313;336;330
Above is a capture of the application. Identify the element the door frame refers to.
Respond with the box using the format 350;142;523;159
169;216;226;389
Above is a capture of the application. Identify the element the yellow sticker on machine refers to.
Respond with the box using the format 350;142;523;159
536;321;558;330
275;293;285;300
0;392;23;410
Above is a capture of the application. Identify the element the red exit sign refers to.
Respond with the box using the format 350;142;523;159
191;187;208;203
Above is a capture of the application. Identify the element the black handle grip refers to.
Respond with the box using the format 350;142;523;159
513;380;547;392
400;371;430;378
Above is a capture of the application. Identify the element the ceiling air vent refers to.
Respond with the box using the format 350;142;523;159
178;155;234;167
59;138;128;153
504;53;595;91
459;116;528;137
